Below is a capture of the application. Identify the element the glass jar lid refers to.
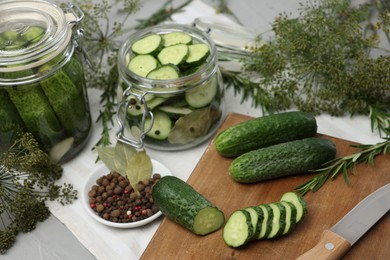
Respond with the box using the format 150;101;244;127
0;0;81;73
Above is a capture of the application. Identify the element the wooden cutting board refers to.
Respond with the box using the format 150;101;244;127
141;113;390;259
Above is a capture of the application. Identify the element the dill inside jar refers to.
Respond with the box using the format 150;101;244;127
0;1;92;162
116;24;226;151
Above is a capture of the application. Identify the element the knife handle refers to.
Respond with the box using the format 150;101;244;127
296;230;352;260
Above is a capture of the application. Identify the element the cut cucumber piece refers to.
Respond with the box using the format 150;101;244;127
244;207;261;240
158;106;193;117
185;75;218;108
144;111;172;140
128;54;159;77
157;44;189;66
185;43;210;67
257;204;273;239
223;210;253;247
266;203;286;239
280;192;307;223
22;26;45;43
127;96;166;116
162;31;192;47
146;64;180;80
280;201;297;235
131;34;163;55
152;175;224;235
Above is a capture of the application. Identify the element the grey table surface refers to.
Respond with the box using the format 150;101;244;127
3;0;376;259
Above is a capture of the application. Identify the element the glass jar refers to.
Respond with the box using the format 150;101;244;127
0;0;92;163
116;24;226;151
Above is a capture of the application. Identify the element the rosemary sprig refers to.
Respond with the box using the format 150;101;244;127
295;138;390;196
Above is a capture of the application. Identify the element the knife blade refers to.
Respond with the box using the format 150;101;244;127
296;183;390;260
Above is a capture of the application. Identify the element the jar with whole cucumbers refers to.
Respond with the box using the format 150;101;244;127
116;24;226;151
0;0;92;162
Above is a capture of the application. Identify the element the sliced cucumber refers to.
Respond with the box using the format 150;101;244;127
280;201;297;235
157;44;189;66
257;204;273;240
280;192;307;222
185;74;218;108
126;94;166;116
128;54;159;77
22;26;45;43
244;207;261;240
131;34;163;55
158;106;193;117
185;43;210;67
144;111;172;140
266;203;286;239
223;210;253;248
163;31;192;47
146;64;180;80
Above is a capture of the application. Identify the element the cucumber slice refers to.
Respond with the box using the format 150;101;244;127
162;31;192;47
127;95;166;116
266;203;286;239
128;54;159;77
280;201;297;235
185;43;210;67
144;111;172;140
280;192;307;222
158;106;193;117
223;210;253;247
157;44;189;66
244;207;261;240
257;204;273;239
185;75;218;108
22;26;45;44
250;206;264;240
131;34;163;55
146;64;180;80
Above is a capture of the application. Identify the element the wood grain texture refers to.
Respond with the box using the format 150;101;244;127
141;113;390;260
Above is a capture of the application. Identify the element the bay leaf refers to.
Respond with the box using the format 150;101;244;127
168;106;221;144
126;150;152;194
95;146;126;175
115;141;137;164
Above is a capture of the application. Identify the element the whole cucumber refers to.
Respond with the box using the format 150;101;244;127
152;175;225;235
215;111;317;157
229;137;336;183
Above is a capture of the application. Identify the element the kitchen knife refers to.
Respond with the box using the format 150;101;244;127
296;183;390;260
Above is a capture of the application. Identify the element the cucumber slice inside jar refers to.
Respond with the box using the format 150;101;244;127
185;43;210;67
128;54;159;77
144;111;172;140
146;64;180;80
162;31;193;47
157;44;189;66
185;75;218;108
131;34;163;55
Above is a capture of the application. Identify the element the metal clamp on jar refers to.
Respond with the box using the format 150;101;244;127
116;24;226;151
0;0;92;162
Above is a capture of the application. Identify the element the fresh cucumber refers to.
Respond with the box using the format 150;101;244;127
128;54;159;77
158;106;193;117
215;111;318;157
185;74;218;108
144;111;172;140
146;64;180;80
185;43;210;67
222;210;253;247
280;192;307;222
157;44;189;66
223;192;308;247
162;31;192;47
152;176;225;235
131;34;163;55
229;137;336;183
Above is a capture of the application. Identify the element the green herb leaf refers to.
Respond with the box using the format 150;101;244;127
126;150;152;194
168;106;221;144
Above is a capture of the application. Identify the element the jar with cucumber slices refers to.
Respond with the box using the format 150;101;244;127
0;1;92;162
116;24;226;151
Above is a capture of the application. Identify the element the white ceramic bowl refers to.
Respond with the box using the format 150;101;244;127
82;159;171;228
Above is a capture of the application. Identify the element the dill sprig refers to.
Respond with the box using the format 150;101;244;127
295;138;390;196
0;133;77;254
